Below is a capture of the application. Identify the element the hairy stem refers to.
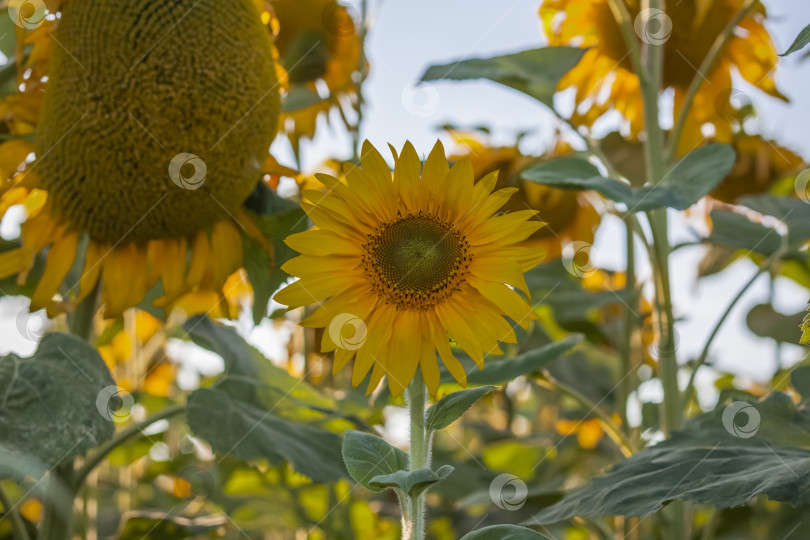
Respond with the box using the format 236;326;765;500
404;372;429;540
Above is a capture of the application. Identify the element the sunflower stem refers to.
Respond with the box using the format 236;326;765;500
635;1;687;538
404;371;430;540
67;283;99;343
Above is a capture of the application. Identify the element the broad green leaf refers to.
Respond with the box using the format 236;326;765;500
426;386;495;431
283;86;329;113
527;392;810;523
186;387;347;483
466;335;583;386
738;195;810;251
746;304;807;344
342;430;409;491
183;315;332;411
0;333;115;476
420;47;588;108
705;209;783;256
461;525;550;539
781;24;810;56
522;144;735;212
241;183;307;324
369;465;454;498
791;365;810;398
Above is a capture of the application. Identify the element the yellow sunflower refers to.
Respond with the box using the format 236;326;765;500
540;0;785;155
271;0;362;145
0;0;282;319
273;140;546;396
451;134;601;260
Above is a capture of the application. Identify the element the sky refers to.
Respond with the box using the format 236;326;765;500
2;0;809;412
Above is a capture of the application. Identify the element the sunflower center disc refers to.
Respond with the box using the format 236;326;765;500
364;215;471;310
35;0;280;243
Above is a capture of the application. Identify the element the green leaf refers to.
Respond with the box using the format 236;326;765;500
241;183;308;324
522;144;735;212
461;525;550;539
420;47;587;108
186;387;347;483
342;430;409;491
746;304;808;344
369;465;454;498
738;195;810;251
117;512;223;540
527;393;810;523
282;85;329;113
0;333;115;476
790;365;810;398
802;302;810;345
426;386;495;431
466;335;583;386
183;315;332;411
705;209;783;256
781;24;810;56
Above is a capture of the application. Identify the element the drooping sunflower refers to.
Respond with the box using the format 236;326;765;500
0;0;283;319
450;133;601;260
539;0;785;155
273;140;546;396
271;0;362;147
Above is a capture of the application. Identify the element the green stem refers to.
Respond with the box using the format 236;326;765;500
67;284;98;343
350;0;369;162
682;250;784;406
667;0;757;160
404;372;429;540
0;483;31;540
619;218;637;431
636;1;686;537
38;466;73;540
535;375;634;456
72;405;187;491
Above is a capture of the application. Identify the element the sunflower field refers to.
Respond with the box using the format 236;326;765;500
1;0;810;538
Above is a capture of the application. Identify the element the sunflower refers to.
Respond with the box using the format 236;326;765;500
273;140;546;396
539;0;785;155
0;0;282;319
450;133;601;260
271;0;362;146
